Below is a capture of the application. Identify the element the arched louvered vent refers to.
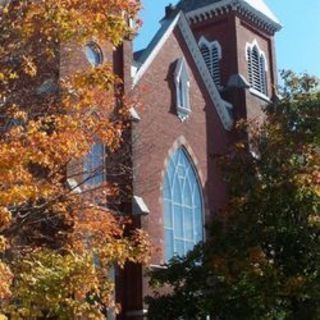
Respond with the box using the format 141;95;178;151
247;46;253;85
252;46;262;92
211;45;221;86
260;55;267;95
200;44;211;73
247;41;268;95
199;38;222;87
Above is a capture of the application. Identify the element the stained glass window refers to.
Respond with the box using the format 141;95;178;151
163;147;204;261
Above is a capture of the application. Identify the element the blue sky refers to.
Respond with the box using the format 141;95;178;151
134;0;320;77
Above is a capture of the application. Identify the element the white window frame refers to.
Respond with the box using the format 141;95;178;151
85;42;103;67
174;58;191;121
198;36;222;88
246;39;269;98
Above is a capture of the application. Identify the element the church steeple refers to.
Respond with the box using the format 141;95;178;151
176;0;282;120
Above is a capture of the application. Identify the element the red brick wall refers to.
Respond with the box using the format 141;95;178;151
60;40;114;78
236;16;275;123
236;19;274;96
125;27;230;317
191;13;238;87
190;13;277;123
58;11;279;319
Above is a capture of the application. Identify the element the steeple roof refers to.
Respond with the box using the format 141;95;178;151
242;0;280;24
176;0;220;12
176;0;281;31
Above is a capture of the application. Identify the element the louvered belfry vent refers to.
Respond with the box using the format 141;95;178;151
260;55;267;95
247;47;253;85
247;42;268;95
199;37;222;87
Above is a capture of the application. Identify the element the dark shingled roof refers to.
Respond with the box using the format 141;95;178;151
176;0;222;12
133;49;145;62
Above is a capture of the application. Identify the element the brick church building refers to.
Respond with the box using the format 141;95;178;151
65;0;282;318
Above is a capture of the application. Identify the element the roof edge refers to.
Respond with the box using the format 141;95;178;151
185;0;282;33
133;12;182;86
132;11;233;131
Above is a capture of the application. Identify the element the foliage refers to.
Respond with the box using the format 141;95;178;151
0;0;150;319
146;72;320;320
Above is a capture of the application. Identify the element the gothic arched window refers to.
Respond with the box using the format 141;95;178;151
247;41;268;95
174;58;191;121
84;141;105;186
199;37;222;87
163;147;204;261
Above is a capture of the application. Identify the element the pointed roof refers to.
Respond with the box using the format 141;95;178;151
176;0;221;12
176;0;281;32
243;0;280;24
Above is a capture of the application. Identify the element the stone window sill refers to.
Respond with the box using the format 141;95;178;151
249;88;271;103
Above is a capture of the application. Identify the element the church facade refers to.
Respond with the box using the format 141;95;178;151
68;0;282;319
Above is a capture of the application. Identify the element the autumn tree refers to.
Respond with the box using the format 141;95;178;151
147;72;320;320
0;0;150;319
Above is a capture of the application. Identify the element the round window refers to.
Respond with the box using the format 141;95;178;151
85;42;103;67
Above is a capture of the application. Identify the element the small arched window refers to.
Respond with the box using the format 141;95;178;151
199;37;222;87
163;147;204;261
247;40;268;95
174;58;191;121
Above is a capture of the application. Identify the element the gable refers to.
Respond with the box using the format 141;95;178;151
133;12;233;131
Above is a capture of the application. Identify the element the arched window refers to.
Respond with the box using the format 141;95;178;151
199;37;222;87
84;141;105;186
174;58;191;121
83;42;105;186
247;41;268;95
163;147;204;261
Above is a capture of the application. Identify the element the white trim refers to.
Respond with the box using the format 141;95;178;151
129;107;141;121
133;195;150;215
133;13;182;86
249;88;271;103
67;178;82;194
131;65;137;78
198;36;222;60
245;38;268;71
246;39;268;96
